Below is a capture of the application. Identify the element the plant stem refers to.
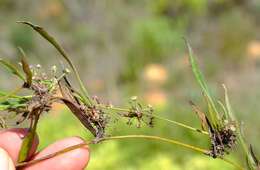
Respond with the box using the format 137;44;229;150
16;134;209;168
16;134;243;170
145;113;209;135
99;135;209;153
99;105;208;135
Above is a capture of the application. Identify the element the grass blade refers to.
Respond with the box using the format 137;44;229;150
217;100;228;120
0;86;22;102
184;39;220;126
0;58;25;81
17;21;92;106
222;84;235;121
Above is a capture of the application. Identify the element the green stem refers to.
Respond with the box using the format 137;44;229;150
16;135;243;170
16;134;208;168
145;113;208;135
99;105;208;135
99;135;209;153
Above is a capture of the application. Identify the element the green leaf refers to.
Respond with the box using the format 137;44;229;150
222;84;235;121
18;114;39;162
222;84;250;163
17;21;92;106
0;58;25;81
0;86;22;102
217;100;228;120
184;39;220;126
18;130;35;162
19;47;32;87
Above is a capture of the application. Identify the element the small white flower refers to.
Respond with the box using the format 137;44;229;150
51;65;57;73
36;64;41;69
131;96;137;101
64;68;71;74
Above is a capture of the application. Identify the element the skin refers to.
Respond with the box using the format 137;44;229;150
0;128;90;170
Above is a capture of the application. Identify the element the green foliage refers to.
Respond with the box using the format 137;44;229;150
151;0;207;16
120;16;184;83
185;40;220;127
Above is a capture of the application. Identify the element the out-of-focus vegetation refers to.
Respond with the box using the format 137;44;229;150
1;0;260;169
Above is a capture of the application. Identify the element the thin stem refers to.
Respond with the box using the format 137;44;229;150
99;105;208;135
145;113;208;135
16;135;243;170
16;135;209;168
99;135;209;153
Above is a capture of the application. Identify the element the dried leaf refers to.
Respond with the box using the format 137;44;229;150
0;116;6;128
60;97;97;137
19;48;32;87
189;101;208;131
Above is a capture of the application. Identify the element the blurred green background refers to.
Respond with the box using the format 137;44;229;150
1;0;260;169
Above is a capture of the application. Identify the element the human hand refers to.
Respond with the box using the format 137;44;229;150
0;128;90;170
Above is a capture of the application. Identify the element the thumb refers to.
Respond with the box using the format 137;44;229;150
0;148;15;170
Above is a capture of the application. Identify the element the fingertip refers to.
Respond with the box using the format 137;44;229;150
0;128;39;162
24;137;90;170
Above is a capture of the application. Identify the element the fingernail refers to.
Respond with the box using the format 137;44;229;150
0;148;15;170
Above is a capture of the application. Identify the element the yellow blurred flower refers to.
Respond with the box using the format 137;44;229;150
247;40;260;60
143;64;168;85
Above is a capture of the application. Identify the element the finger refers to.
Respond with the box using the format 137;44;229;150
24;137;90;170
0;148;15;170
0;128;39;162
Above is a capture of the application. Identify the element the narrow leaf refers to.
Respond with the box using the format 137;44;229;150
18;130;34;162
59;98;97;137
0;86;22;102
17;21;92;105
19;48;32;87
0;58;25;81
18;112;39;162
217;100;228;120
184;39;220;125
222;84;235;121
